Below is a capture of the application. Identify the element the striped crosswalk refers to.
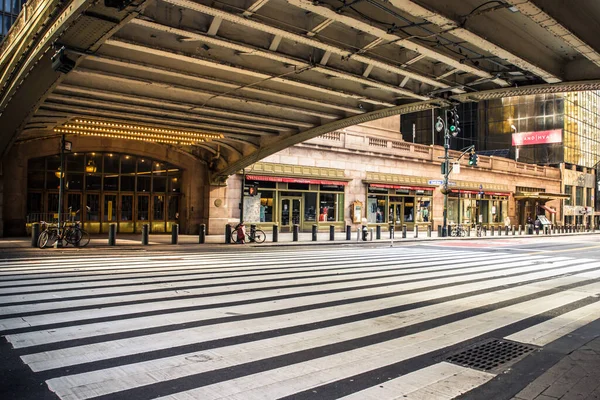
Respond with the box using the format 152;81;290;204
1;247;599;399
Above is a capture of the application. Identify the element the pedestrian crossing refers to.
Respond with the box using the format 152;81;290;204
0;247;599;400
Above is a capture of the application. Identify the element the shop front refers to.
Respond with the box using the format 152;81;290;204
514;192;569;226
447;190;510;227
243;174;349;232
366;183;434;231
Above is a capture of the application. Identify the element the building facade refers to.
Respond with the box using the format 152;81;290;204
1;116;568;237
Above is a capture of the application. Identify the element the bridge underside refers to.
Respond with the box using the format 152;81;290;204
2;0;600;183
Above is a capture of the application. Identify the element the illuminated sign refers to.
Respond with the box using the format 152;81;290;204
512;129;562;146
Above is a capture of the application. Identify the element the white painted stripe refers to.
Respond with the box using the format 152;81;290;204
46;282;600;400
0;252;545;315
339;362;494;400
22;269;595;371
6;257;577;345
0;251;489;293
505;299;600;346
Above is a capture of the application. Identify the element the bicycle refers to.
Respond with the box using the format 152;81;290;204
38;209;90;248
450;224;467;237
476;224;483;237
230;224;266;244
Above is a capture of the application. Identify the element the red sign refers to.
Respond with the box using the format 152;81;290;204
512;129;562;146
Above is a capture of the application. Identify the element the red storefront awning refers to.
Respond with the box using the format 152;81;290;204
540;205;557;214
246;174;348;186
369;183;434;191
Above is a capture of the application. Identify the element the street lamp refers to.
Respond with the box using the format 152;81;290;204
511;124;519;161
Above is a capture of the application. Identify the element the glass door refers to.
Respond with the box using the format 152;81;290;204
389;202;403;229
136;194;150;233
103;194;117;233
120;194;134;233
280;197;302;232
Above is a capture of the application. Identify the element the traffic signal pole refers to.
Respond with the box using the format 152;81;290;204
442;112;450;237
240;168;245;224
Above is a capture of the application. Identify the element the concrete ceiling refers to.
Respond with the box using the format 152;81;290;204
2;0;600;183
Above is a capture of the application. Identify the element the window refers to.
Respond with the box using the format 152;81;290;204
564;185;572;206
304;192;317;222
153;195;165;220
576;187;584;206
319;193;340;222
168;196;179;220
260;191;274;222
368;195;387;223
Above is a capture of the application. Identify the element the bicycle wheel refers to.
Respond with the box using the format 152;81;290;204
253;229;266;243
64;227;78;246
77;229;90;247
460;228;467;237
230;229;239;244
38;230;49;248
450;228;457;237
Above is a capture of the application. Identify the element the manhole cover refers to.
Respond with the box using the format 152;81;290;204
446;339;536;372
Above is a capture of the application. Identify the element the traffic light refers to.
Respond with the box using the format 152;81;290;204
468;151;479;166
51;47;75;74
448;108;460;137
248;184;259;196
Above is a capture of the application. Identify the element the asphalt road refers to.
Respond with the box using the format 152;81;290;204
0;235;599;400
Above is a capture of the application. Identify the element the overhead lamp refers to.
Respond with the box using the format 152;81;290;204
55;167;65;179
85;160;97;173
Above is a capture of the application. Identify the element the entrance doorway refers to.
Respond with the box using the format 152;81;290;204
281;197;301;232
389;202;403;229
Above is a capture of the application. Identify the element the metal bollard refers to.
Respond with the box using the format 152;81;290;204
250;224;257;242
498;226;502;236
369;228;374;241
505;226;509;236
402;225;407;239
437;225;442;237
427;225;432;237
390;226;395;239
518;225;522;235
483;226;487;236
142;224;149;245
293;224;299;241
31;222;40;247
171;223;179;244
273;224;279;242
376;225;381;240
199;224;206;244
414;226;418;238
536;226;540;235
108;223;117;246
512;225;516;236
346;225;351;240
467;226;471;237
330;225;335;241
312;224;317;241
491;226;495;236
225;224;232;244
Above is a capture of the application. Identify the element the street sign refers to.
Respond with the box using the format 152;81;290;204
429;180;457;186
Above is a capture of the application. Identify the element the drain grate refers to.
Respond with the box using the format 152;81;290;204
446;339;536;372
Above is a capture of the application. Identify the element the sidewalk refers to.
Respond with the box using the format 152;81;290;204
0;228;598;251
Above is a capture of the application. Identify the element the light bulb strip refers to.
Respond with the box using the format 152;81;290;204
55;129;196;145
71;119;223;139
55;126;205;143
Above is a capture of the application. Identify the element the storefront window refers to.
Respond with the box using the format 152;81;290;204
368;195;387;223
153;195;165;220
87;194;99;221
564;185;572;205
404;197;415;222
448;198;458;224
27;193;42;215
319;193;338;221
168;196;179;220
304;192;317;222
260;191;274;222
416;197;431;222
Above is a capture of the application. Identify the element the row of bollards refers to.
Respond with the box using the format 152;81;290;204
30;220;595;248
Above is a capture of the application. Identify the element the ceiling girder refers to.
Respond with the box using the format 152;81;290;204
385;0;561;84
162;0;445;92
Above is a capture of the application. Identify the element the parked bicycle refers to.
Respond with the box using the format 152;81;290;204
38;208;90;248
450;224;467;237
230;223;266;244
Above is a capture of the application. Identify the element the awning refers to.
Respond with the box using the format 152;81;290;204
514;192;571;200
369;183;434;191
246;174;348;186
540;205;557;214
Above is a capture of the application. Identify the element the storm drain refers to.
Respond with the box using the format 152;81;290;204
446;339;537;372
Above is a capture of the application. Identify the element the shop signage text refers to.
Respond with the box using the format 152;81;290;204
511;129;562;146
